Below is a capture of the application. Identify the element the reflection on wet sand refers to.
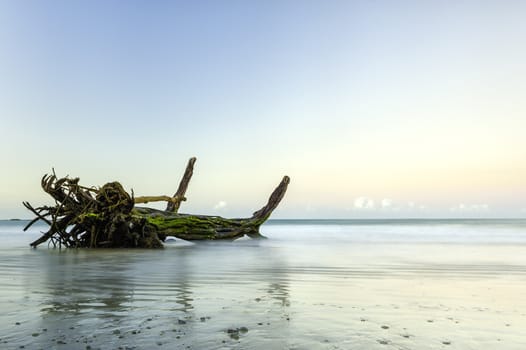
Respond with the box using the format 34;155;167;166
267;281;290;307
164;248;194;313
40;250;135;317
24;242;298;348
2;220;526;349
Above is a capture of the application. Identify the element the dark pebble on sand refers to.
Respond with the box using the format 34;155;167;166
226;327;248;340
15;322;21;325
178;319;187;325
442;341;451;345
427;320;434;323
200;317;206;322
32;333;40;337
381;325;389;329
377;339;389;345
147;318;152;321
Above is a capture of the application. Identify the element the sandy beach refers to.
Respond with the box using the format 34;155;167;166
1;219;526;349
2;2;526;349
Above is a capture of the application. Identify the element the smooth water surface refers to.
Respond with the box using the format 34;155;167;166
1;219;526;349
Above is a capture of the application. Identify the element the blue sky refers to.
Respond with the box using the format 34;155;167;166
1;0;526;218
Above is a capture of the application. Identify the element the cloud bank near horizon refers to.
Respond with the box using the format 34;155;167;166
1;1;526;219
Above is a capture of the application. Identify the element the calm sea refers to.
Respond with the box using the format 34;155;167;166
1;219;526;349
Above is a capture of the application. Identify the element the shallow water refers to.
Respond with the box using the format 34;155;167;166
1;219;526;349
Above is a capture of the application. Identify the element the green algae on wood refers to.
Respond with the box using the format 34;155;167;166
23;158;289;248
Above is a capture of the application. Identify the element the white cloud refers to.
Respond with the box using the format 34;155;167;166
449;203;489;213
381;198;393;208
349;197;429;215
354;197;375;210
352;197;428;213
213;201;227;210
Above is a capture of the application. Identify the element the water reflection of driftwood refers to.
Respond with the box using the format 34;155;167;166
40;251;134;317
256;247;291;308
267;280;290;307
167;248;194;313
255;247;292;349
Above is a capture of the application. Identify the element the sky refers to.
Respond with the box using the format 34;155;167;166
1;0;525;219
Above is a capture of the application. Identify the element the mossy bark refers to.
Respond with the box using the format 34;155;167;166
135;175;290;241
136;209;260;240
23;160;289;248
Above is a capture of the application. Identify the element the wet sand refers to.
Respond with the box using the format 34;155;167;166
1;220;526;349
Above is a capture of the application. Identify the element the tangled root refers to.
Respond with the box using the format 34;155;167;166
24;173;163;248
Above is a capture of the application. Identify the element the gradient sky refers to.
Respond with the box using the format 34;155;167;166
1;0;525;219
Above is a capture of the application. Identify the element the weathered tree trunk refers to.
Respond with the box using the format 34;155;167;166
166;157;196;212
135;175;290;241
23;158;289;248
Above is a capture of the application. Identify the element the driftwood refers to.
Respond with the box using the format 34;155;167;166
166;157;195;213
23;158;289;248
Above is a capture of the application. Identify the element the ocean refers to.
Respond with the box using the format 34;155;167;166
1;219;525;349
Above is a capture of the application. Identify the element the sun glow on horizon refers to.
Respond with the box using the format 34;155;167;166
1;1;526;219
